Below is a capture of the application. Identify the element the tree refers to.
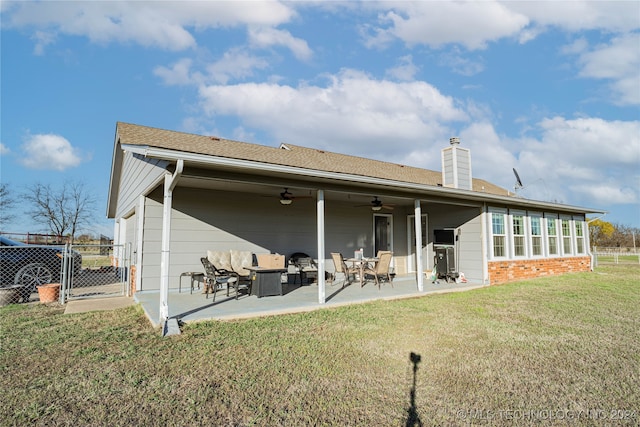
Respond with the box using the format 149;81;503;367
23;181;96;244
588;218;615;248
0;183;16;228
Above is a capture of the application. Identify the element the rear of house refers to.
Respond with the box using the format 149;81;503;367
107;123;601;299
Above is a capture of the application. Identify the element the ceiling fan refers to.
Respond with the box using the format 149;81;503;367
355;196;394;211
278;188;312;205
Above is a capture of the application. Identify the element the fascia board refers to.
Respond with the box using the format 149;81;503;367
122;144;605;215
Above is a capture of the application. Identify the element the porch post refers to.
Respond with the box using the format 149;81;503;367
159;160;183;325
414;200;424;291
317;189;326;304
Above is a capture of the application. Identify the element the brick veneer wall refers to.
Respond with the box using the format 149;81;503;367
488;256;591;284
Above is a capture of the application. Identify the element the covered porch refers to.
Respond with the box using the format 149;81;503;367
134;275;486;327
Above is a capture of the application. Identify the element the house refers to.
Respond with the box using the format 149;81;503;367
107;122;604;323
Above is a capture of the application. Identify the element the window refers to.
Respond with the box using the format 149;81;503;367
546;215;558;255
530;215;542;256
490;209;506;258
574;218;585;254
512;212;526;256
561;217;572;255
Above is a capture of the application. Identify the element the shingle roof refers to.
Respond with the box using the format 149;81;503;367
116;122;511;197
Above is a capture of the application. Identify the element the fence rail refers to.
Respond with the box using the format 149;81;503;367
593;251;640;265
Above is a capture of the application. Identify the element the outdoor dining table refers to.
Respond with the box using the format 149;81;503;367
346;257;378;287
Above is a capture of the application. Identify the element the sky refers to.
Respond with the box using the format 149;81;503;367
1;0;639;238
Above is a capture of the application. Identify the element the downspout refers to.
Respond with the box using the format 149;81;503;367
414;200;424;292
159;159;184;326
317;189;326;304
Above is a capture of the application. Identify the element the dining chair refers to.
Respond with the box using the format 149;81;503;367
363;251;394;289
330;252;358;288
200;257;243;300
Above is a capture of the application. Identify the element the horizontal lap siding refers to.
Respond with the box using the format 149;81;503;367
116;152;168;218
488;257;591;284
141;188;320;290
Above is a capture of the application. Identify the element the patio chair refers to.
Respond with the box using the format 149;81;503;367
363;251;394;289
330;252;358;288
200;257;241;300
229;249;254;290
290;252;318;285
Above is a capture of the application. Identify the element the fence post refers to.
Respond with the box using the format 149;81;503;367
60;243;70;304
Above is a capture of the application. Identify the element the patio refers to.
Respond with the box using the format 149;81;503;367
134;275;487;327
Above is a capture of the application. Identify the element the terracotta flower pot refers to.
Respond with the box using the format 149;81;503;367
37;283;61;304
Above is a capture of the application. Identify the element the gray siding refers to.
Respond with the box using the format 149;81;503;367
116;152;168;218
139;187;415;289
442;146;472;190
136;186;487;290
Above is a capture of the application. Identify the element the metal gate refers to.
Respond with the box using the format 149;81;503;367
61;243;131;302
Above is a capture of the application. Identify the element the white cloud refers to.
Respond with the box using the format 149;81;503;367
385;55;419;81
437;48;485;77
198;69;467;157
363;1;639;50
31;30;56;55
0;143;9;155
511;117;639;206
155;49;271;86
154;58;199;86
206;48;270;84
4;1;296;52
248;26;312;61
575;33;640;106
507;1;640;33
19;134;83;171
364;1;529;50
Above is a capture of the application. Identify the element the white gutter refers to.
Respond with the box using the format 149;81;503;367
121;144;604;215
159;159;184;328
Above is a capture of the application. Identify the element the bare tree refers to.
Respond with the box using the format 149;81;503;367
23;181;96;243
0;183;16;228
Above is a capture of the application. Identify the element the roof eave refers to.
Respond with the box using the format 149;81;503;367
122;144;605;215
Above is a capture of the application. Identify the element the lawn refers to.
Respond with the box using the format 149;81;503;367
1;265;638;426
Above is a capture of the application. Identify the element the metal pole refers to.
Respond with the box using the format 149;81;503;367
60;243;70;304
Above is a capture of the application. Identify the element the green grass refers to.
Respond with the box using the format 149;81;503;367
1;265;639;426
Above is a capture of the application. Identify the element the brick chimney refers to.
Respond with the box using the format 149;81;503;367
441;137;472;190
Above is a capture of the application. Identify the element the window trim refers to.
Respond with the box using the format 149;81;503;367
560;215;574;256
573;215;586;255
510;210;527;258
544;213;559;257
488;207;508;260
529;212;544;258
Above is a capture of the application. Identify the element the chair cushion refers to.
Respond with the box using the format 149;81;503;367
230;250;253;276
207;250;233;271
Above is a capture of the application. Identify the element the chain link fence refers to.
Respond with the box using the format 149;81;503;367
0;239;130;307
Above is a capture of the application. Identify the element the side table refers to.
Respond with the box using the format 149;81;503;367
180;272;205;294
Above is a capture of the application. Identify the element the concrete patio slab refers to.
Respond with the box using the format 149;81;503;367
134;275;487;327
